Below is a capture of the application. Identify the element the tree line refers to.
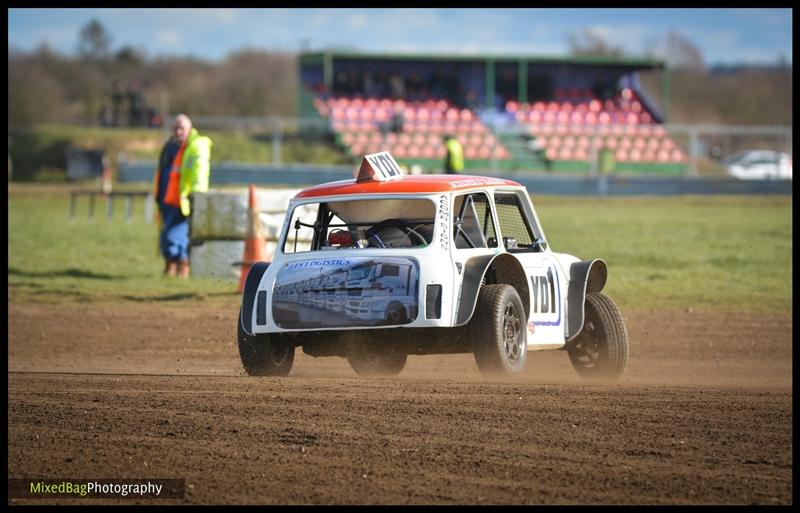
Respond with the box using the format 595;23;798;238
8;22;792;129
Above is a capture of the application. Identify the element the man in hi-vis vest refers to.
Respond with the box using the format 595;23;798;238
154;114;212;278
443;134;464;174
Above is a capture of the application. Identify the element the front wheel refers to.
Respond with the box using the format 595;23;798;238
238;310;295;376
567;293;629;379
470;284;527;376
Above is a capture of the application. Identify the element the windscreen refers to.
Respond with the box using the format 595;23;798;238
282;198;437;253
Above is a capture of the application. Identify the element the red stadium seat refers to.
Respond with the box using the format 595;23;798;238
533;101;546;112
615;149;629;162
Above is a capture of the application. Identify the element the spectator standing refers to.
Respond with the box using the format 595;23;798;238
443;134;464;174
153;114;213;278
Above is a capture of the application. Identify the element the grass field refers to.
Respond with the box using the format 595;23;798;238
8;186;792;313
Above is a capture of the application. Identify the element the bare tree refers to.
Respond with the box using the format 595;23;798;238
77;19;112;61
567;28;624;58
666;31;705;71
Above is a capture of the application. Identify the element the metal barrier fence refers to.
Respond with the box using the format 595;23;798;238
117;158;791;196
69;190;154;221
183;115;791;177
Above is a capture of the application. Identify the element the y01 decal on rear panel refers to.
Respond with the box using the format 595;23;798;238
272;257;419;329
526;266;562;339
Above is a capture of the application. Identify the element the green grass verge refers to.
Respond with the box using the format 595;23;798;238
8;188;792;313
8;124;351;182
534;195;791;314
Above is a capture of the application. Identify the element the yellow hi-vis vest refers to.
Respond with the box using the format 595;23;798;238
446;138;464;171
154;127;213;216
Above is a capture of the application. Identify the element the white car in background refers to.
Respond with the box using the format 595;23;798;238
724;151;792;180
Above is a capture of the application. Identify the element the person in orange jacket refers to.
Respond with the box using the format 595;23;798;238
153;114;212;278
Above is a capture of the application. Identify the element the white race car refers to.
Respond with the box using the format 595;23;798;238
239;152;629;378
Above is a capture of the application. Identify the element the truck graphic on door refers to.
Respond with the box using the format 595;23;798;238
272;256;419;329
344;258;418;325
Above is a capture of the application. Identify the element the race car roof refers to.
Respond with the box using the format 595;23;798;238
294;174;523;199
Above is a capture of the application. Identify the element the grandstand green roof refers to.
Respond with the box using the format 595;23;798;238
300;50;665;69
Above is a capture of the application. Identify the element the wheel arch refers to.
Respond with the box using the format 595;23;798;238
455;253;530;326
239;262;270;336
566;258;608;342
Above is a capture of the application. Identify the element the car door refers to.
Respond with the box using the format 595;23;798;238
449;191;499;324
492;191;565;348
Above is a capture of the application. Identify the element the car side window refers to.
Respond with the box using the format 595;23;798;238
494;193;536;250
452;193;498;249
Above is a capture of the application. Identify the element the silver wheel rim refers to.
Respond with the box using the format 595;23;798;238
503;302;523;363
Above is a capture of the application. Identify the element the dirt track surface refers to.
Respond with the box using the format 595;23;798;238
8;302;793;505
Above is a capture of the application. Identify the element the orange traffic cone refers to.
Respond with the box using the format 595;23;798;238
238;184;266;293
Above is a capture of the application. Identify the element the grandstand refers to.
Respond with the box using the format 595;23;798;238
299;51;686;174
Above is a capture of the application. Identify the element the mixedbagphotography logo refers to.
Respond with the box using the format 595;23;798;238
8;479;185;499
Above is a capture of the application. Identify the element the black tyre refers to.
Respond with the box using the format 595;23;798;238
567;292;629;379
238;310;295;376
346;347;407;377
385;302;408;325
470;284;527;376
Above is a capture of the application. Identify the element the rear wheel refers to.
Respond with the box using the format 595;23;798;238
238;310;295;376
567;293;629;379
346;346;407;377
470;284;527;376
